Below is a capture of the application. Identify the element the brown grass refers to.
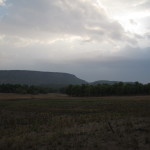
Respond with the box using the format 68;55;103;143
0;94;150;150
0;93;150;100
0;93;69;100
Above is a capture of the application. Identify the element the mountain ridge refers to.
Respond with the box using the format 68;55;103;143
91;80;134;85
91;80;120;85
0;70;87;86
0;70;136;87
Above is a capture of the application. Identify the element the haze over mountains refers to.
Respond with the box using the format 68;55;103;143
0;70;132;86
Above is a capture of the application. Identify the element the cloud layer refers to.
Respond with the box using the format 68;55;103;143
0;0;150;82
0;0;131;42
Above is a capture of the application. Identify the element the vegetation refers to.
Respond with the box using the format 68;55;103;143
0;84;57;94
1;82;150;97
65;82;150;96
0;95;150;150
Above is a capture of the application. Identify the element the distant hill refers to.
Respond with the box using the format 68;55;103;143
91;80;133;85
0;70;87;86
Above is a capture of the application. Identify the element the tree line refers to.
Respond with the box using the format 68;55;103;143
65;82;150;96
1;82;150;96
0;84;57;94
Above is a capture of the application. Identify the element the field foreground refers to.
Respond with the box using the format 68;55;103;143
0;94;150;150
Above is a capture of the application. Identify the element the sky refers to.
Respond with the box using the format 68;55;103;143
0;0;150;83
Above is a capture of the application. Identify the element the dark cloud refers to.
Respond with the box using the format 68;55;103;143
0;43;149;83
71;47;150;83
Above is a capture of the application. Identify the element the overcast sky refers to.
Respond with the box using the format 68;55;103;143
0;0;150;83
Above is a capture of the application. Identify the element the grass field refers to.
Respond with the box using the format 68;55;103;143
0;94;150;150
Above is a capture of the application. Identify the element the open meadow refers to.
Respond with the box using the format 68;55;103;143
0;94;150;150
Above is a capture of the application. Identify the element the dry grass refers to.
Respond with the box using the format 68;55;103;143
0;93;69;100
0;94;150;150
1;93;150;100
